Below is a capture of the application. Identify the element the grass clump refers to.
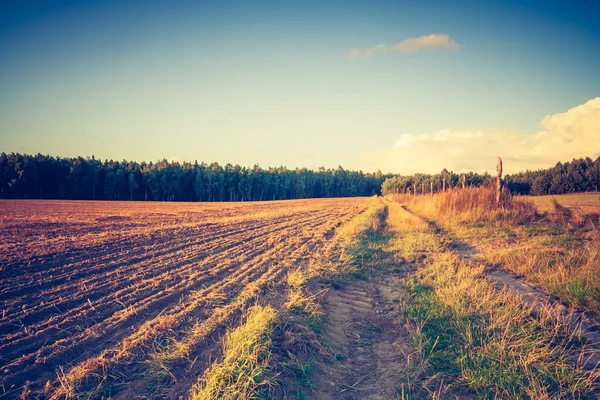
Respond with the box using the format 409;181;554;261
285;289;324;334
190;305;276;400
380;202;600;398
401;246;597;398
305;198;388;283
391;184;600;319
341;201;390;276
391;185;537;225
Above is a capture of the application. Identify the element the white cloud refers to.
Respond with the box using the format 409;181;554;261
349;34;462;58
355;97;600;174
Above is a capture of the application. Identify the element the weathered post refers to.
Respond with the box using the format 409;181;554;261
430;180;433;197
422;182;425;195
413;183;417;196
442;177;446;192
462;174;466;189
496;156;503;206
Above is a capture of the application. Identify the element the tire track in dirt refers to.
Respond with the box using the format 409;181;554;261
315;271;414;399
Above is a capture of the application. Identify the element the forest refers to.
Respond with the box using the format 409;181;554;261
0;153;385;201
2;153;599;202
381;156;600;196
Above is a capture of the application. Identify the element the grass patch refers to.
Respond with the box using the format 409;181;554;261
390;185;600;319
339;200;391;278
385;201;600;398
190;305;276;400
402;256;598;398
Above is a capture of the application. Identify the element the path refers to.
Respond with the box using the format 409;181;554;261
314;271;414;399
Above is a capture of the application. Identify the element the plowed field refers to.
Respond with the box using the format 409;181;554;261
0;198;369;399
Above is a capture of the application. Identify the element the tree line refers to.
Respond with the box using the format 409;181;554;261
381;170;492;195
0;153;386;201
505;157;600;195
381;157;600;196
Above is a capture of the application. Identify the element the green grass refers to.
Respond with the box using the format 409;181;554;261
386;199;599;398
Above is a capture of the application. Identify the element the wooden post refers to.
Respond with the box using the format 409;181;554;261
462;174;466;189
430;180;433;197
413;183;417;196
442;177;446;192
496;157;503;206
422;182;425;195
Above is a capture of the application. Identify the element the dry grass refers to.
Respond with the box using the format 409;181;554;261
403;251;598;398
519;192;600;213
387;202;600;398
391;185;537;225
487;230;600;315
389;185;600;317
189;305;277;400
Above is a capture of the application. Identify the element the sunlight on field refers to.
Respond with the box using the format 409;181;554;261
0;198;370;399
386;191;600;398
518;192;600;212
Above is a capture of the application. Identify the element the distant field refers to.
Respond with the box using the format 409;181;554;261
518;192;600;212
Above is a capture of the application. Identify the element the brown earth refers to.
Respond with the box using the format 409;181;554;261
0;198;369;399
314;273;414;400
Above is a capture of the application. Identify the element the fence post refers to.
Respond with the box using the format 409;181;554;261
430;180;433;197
442;177;446;192
496;157;503;206
462;174;466;189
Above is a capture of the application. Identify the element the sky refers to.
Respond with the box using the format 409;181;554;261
1;0;599;174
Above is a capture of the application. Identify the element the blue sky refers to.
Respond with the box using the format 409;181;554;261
1;0;599;173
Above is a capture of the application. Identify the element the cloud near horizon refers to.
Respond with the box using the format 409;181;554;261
355;97;600;174
349;34;462;58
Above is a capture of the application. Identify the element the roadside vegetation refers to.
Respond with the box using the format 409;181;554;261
185;198;387;400
391;186;600;318
192;191;600;399
386;193;600;398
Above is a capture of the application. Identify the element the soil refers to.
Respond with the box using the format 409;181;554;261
0;198;368;399
313;269;415;400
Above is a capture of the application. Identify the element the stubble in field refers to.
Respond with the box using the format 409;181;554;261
0;198;368;399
